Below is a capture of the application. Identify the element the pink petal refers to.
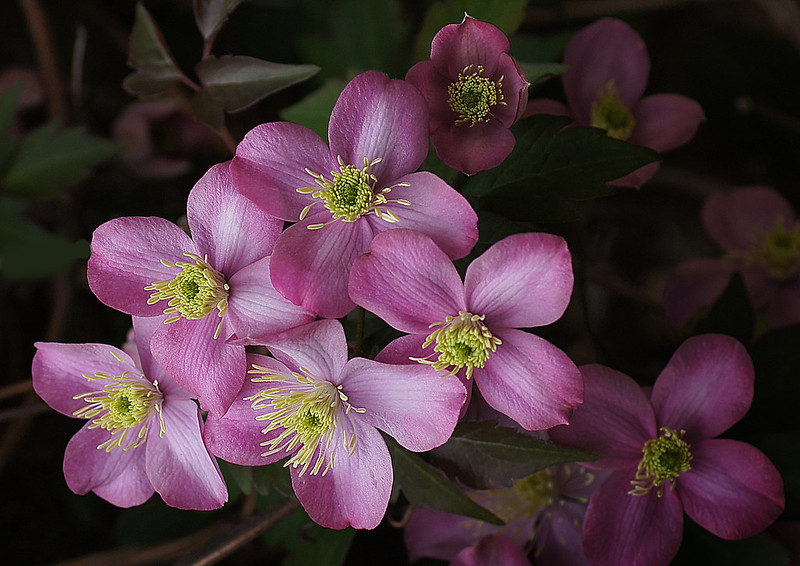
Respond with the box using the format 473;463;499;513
651;334;753;441
431;15;510;78
679;439;784;539
339;357;466;451
291;418;391;529
548;364;656;469
187;161;282;276
465;232;573;328
131;315;166;381
405;60;456;130
374;334;431;363
629;94;705;153
269;211;375;319
404;506;487;561
582;470;684;566
88;216;198;317
368;171;478;260
349;229;467;333
452;534;532;566
226;256;315;343
662;259;735;327
606;161;661;189
563;18;649;125
522;98;571;119
533;499;589;566
432;120;516;175
477;328;582;431
64;423;153;507
262;320;348;385
493;54;530;127
329;71;429;183
231;122;337;221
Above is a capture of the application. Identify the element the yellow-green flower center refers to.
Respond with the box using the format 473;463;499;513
447;65;505;127
629;427;692;497
297;156;410;229
145;252;229;338
415;311;501;379
469;469;557;525
751;220;800;281
590;80;636;141
246;364;365;477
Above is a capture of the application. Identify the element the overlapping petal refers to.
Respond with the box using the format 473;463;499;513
262;320;348;385
630;94;706;153
430;15;510;78
431;121;515;176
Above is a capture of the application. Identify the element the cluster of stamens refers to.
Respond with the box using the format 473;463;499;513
748;219;800;282
447;64;505;127
629;427;692;497
590;80;636;140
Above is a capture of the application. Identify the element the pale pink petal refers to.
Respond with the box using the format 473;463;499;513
269;211;375;319
339;357;466;451
187;162;282;276
477;328;582;431
291;418;391;529
662;259;735;327
606;161;661;189
374;334;431;364
405;507;486;561
405;60;455;130
582;470;683;566
629;94;705;153
329;71;428;182
431;15;510;78
226;256;315;343
231;122;337;221
452;534;531;566
651;334;753;441
432;120;515;175
522;98;571;119
348;229;467;333
88;216;198;316
465;232;573;328
679;439;784;539
263;320;348;385
548;364;656;469
563;18;649;124
368;171;478;260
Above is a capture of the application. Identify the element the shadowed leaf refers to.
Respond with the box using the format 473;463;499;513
194;0;244;41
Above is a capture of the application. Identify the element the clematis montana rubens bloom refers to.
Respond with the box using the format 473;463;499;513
548;334;784;566
406;14;529;175
230;70;478;319
87;161;314;416
663;186;800;328
31;316;227;510
348;229;583;431
526;17;704;188
203;319;467;529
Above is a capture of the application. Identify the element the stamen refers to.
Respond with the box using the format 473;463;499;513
629;427;692;497
750;219;800;281
447;65;505;127
590;80;636;140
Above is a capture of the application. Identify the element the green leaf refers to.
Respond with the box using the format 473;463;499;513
280;78;347;140
694;271;754;344
384;435;503;525
193;0;244;41
517;62;567;87
123;3;187;96
1;122;118;197
283;526;355;566
251;461;293;498
0;82;23;173
430;421;596;490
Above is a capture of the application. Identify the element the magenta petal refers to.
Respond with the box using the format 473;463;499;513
339;357;466;451
679;439;784;539
64;423;153;507
432;120;515;175
150;316;246;416
582;471;684;566
465;232;573;328
374;334;430;364
263;320;348;385
431;15;510;78
88;216;198;317
477;328;583;431
269;212;374;319
651;334;753;441
349;229;467;333
368;171;478;260
548;364;656;469
493;54;530;126
522;98;571;119
405;60;455;130
226;256;314;343
662;259;735;327
563;18;649;124
452;534;532;566
291;418;391;529
231;122;336;221
33;342;137;417
146;399;227;510
405;507;486;561
606;160;661;189
187;162;282;275
329;71;428;182
630;94;705;153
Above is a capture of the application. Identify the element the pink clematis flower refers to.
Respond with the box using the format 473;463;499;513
452;534;532;566
87;161;314;416
406;14;529;175
348;229;582;431
31;316;227;510
526;17;705;188
548;334;785;566
664;186;800;328
230;70;478;319
203;319;466;529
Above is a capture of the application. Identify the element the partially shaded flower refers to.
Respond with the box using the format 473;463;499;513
31;316;227;510
548;334;784;566
406;14;529;175
348;229;582;431
203;319;467;529
664;185;800;328
452;534;532;566
526;18;704;188
230;70;478;319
